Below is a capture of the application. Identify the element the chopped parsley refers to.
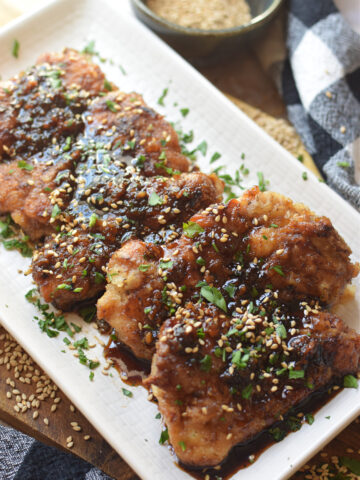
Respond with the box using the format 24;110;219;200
139;264;151;272
242;384;253;399
106;100;117;113
210;152;221;164
17;160;33;171
302;171;308;181
178;441;186;452
89;213;98;228
271;265;285;276
257;171;269;192
200;285;227;312
337;161;350;168
343;374;358;389
12;39;20;58
180;107;189;117
157;87;168;106
305;413;315;425
51;204;61;218
148;192;163;206
289;369;305;379
159;428;169;444
183;221;204;238
199;354;212;372
160;259;173;270
224;284;236;299
196;140;207;156
122;388;133;398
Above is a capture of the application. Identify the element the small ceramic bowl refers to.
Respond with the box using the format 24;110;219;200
130;0;284;63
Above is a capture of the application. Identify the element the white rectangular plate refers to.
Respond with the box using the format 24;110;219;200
0;1;359;479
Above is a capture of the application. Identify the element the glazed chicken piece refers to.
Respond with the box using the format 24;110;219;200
0;48;106;239
0;48;105;161
97;187;359;360
32;164;222;310
146;301;360;467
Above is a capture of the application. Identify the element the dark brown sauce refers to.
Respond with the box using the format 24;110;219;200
104;333;150;387
176;385;341;480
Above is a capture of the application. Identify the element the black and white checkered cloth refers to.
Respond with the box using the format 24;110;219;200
0;424;113;480
283;0;360;210
1;1;359;480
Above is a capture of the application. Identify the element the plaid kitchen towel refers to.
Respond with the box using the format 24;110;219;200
0;425;113;480
282;0;360;210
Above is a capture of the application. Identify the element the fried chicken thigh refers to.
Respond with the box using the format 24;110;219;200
0;49;106;239
98;187;358;360
98;186;359;466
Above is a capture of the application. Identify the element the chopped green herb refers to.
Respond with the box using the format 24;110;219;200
12;39;20;58
305;413;315;425
94;272;106;284
79;305;96;323
297;154;304;163
180;108;189;117
275;322;287;339
343;374;358;389
270;223;278;228
63;337;71;346
271;265;285;276
196;141;208;156
157;87;168;106
82;40;96;55
224;284;236;299
232;350;250;369
212;241;219;253
210;152;221;164
289;369;305;379
337;161;350;168
200;285;227;312
56;283;72;291
148;191;164;206
155;412;161;419
196;257;205;266
269;427;286;442
242;384;253;399
302;171;308;181
73;287;83;293
197;328;205;339
17;160;33;171
257;171;269;192
159;428;169;444
103;79;112;91
178;441;186;452
89;371;94;381
122;388;133;397
183;221;204;238
51;204;61;218
106;100;117;113
160;259;173;270
144;307;151;314
73;337;89;350
199;354;212;372
139;264;151;272
89;213;97;228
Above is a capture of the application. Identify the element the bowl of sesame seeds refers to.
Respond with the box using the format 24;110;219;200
130;0;284;62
